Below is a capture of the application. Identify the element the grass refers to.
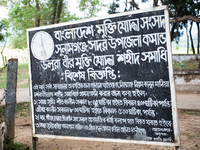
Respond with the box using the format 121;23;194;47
0;61;199;89
0;63;29;89
0;65;7;89
173;61;199;69
180;110;200;116
182;132;195;140
0;102;31;123
3;137;30;150
18;83;29;88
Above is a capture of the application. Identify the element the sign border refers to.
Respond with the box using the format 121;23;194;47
27;5;180;147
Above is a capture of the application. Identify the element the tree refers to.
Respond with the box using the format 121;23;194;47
0;0;106;49
108;0;120;14
0;0;78;49
0;20;7;42
78;0;106;18
107;0;200;54
162;0;200;54
0;19;9;67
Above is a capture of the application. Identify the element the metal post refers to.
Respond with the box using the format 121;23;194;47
4;59;18;145
32;137;38;150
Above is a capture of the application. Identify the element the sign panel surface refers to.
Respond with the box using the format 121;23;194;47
27;6;179;145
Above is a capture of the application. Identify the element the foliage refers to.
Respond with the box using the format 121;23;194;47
78;0;106;18
163;0;199;42
2;0;79;49
173;61;199;69
0;102;30;123
108;0;140;14
107;0;200;49
1;0;107;48
0;19;7;42
108;0;120;14
16;102;31;117
3;136;30;150
180;109;200;116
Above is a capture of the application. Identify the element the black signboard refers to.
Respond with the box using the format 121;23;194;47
27;6;179;146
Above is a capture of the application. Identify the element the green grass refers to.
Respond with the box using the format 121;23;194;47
180;110;200;116
173;61;199;69
182;132;195;140
4;137;30;150
0;65;8;89
18;83;29;88
0;63;29;89
0;61;199;89
0;102;31;122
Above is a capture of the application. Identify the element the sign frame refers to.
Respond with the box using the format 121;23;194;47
27;5;180;147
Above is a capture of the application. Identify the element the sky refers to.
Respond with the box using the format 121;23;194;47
0;6;8;20
67;0;153;17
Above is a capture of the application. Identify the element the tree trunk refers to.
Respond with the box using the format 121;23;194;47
0;36;7;67
189;21;195;54
153;0;158;7
50;0;57;24
56;0;63;23
35;0;40;27
131;0;139;10
186;26;189;54
196;22;199;54
124;0;128;11
170;23;176;42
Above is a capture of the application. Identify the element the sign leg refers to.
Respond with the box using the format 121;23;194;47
32;137;38;150
5;59;18;145
175;146;181;150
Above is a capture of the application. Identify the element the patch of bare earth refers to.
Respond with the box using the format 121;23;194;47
13;111;200;150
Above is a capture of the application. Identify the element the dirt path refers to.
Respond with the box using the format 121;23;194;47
13;110;200;150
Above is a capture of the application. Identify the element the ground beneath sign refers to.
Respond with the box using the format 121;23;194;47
11;110;200;150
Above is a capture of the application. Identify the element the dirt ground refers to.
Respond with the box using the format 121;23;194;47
12;110;200;150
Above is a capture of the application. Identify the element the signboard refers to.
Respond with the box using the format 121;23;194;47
27;6;180;146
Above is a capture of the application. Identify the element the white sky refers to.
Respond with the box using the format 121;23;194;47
67;0;154;18
0;6;8;19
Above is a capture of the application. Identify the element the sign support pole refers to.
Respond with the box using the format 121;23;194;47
5;59;18;145
32;137;38;150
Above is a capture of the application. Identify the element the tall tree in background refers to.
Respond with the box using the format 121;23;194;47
162;0;200;54
0;0;78;49
78;0;106;18
108;0;120;14
0;0;105;49
107;0;200;54
0;19;9;67
0;20;6;42
49;0;64;24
